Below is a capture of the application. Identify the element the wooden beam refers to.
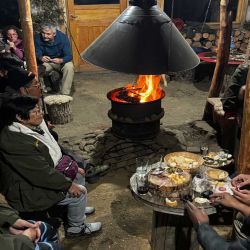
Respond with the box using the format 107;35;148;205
17;0;41;98
17;0;38;77
237;68;250;174
203;0;233;121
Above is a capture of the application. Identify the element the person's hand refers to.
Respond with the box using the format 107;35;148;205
231;174;250;188
9;220;41;243
214;102;225;117
50;58;63;64
68;183;87;198
13;219;37;230
78;167;85;176
40;56;51;63
186;201;209;229
22;226;40;243
239;85;246;101
232;187;250;206
210;192;239;208
7;40;15;50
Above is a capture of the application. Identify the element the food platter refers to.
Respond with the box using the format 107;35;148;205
164;152;204;174
148;167;191;197
203;151;233;168
206;168;229;181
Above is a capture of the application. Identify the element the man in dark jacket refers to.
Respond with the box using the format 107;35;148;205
222;64;248;128
0;204;61;250
34;23;74;95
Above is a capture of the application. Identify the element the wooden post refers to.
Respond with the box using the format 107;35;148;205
203;0;233;121
17;0;41;98
237;68;250;174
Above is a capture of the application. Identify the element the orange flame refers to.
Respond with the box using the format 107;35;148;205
126;75;162;103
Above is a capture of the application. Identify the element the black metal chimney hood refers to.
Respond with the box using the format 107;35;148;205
81;0;199;74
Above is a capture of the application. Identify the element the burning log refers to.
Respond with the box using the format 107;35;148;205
116;89;141;103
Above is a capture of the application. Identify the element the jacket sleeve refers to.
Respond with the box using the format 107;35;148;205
61;33;72;64
34;35;43;61
2;136;71;192
0;234;34;250
13;40;24;60
222;64;249;112
0;206;34;249
0;205;19;227
197;223;250;250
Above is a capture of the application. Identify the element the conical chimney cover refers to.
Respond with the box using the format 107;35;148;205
81;0;199;74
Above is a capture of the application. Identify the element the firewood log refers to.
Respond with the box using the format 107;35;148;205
192;41;202;47
211;46;217;53
233;37;239;43
238;33;244;40
243;38;249;43
185;38;192;45
202;33;209;39
208;34;216;41
235;41;241;49
204;41;213;49
193;33;202;42
234;30;241;37
240;42;248;51
244;31;250;39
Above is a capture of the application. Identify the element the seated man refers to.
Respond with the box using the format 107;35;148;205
213;64;248;156
0;204;60;250
34;23;74;95
0;95;101;237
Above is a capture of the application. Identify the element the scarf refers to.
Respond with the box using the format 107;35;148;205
8;119;62;166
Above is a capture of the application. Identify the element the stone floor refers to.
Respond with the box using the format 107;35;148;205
54;71;233;249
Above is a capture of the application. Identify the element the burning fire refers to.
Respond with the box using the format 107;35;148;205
112;75;164;103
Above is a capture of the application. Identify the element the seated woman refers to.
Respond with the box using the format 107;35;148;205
2;25;24;61
0;95;101;238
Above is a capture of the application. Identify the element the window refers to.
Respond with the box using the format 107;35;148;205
164;0;247;27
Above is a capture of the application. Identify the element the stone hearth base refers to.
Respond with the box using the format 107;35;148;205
60;120;221;173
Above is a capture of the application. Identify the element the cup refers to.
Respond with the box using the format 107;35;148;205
136;174;149;195
136;158;148;176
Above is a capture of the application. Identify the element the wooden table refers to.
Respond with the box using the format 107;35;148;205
130;174;216;250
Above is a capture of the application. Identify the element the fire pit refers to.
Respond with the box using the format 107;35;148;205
107;75;165;139
82;0;200;138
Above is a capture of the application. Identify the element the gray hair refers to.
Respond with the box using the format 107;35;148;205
40;23;57;33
